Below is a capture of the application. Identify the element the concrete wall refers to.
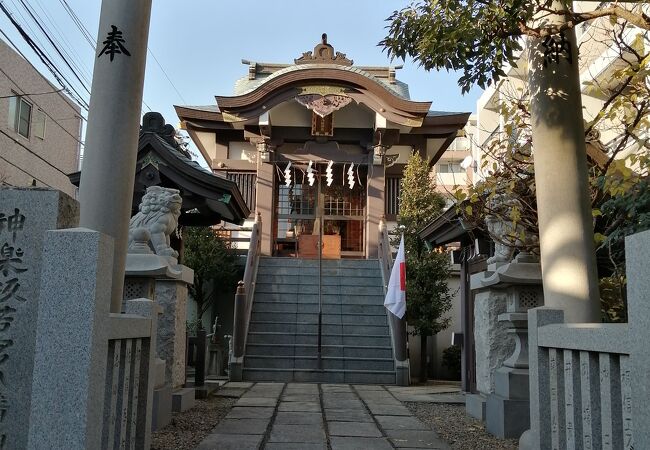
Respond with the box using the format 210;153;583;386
0;40;81;197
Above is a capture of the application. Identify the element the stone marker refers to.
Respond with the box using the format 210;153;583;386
0;188;78;450
27;228;113;449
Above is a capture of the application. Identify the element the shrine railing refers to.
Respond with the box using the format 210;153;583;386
229;212;261;381
378;217;409;386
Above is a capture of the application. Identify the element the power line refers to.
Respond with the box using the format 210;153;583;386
0;154;54;188
0;1;89;110
0;88;63;98
18;0;91;96
148;49;187;103
0;128;74;179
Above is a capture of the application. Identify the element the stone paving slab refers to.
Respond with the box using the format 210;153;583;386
282;394;320;402
354;385;386;391
223;382;255;389
387;430;450;449
328;421;383;437
330;436;394;450
265;444;326;450
365;402;412;416
212;418;270;435
278;401;321;412
268;424;326;443
236;397;278;407
323;398;366;409
375;415;430;430
325;408;374;422
194;382;453;450
226;406;275;419
274;412;323;425
195;433;263;450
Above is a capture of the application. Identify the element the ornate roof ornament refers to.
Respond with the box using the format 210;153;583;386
295;94;353;117
294;33;353;66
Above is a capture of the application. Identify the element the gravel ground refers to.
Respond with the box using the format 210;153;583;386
151;395;236;450
406;402;518;450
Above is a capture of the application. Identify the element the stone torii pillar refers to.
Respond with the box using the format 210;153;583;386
78;0;153;312
528;0;600;323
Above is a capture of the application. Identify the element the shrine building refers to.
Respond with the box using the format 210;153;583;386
175;35;470;259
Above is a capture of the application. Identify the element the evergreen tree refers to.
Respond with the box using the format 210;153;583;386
394;152;454;382
183;226;239;327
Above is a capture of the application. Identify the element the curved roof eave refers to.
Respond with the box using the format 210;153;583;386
214;66;432;116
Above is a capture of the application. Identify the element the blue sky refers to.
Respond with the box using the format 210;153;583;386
1;1;482;161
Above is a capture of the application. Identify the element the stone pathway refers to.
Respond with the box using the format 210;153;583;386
197;382;451;449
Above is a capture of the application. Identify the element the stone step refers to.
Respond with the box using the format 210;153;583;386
254;284;384;296
252;293;384;306
242;368;397;384
248;321;389;335
255;274;382;286
245;343;393;359
244;355;395;372
252;301;387;315
250;312;388;326
247;332;391;347
258;258;380;269
257;266;382;278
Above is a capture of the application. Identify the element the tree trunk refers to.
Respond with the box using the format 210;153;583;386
419;334;428;383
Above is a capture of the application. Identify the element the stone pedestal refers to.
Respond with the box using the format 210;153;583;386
124;253;193;389
469;257;543;437
0;188;78;449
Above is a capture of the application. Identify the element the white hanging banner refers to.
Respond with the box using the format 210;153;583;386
384;234;406;318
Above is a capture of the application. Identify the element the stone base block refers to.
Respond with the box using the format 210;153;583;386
396;366;409;386
229;361;243;382
485;394;530;439
465;393;486;421
172;388;196;412
494;367;529;399
154;358;166;389
152;385;173;431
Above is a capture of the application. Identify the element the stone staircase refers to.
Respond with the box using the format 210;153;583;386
242;257;396;384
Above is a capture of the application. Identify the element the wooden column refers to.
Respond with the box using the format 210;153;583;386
366;154;384;259
256;160;274;256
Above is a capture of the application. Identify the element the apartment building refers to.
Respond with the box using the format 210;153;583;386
0;38;82;197
474;2;648;181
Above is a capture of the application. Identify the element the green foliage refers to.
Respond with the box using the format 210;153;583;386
442;344;462;379
381;1;650;93
381;0;529;93
183;226;239;320
599;276;627;323
394;152;453;338
451;18;650;311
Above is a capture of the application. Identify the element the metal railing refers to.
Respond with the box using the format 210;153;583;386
229;212;262;380
378;216;409;385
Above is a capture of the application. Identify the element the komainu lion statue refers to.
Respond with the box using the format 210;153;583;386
128;186;182;258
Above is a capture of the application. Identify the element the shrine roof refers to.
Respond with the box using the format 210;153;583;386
233;64;411;100
69;112;249;225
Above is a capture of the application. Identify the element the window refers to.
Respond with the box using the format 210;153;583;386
385;176;401;217
226;171;257;214
33;109;46;139
8;95;32;138
437;161;463;173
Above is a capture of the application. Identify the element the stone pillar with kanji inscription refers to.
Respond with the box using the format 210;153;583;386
528;0;600;322
78;0;153;313
0;188;78;450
